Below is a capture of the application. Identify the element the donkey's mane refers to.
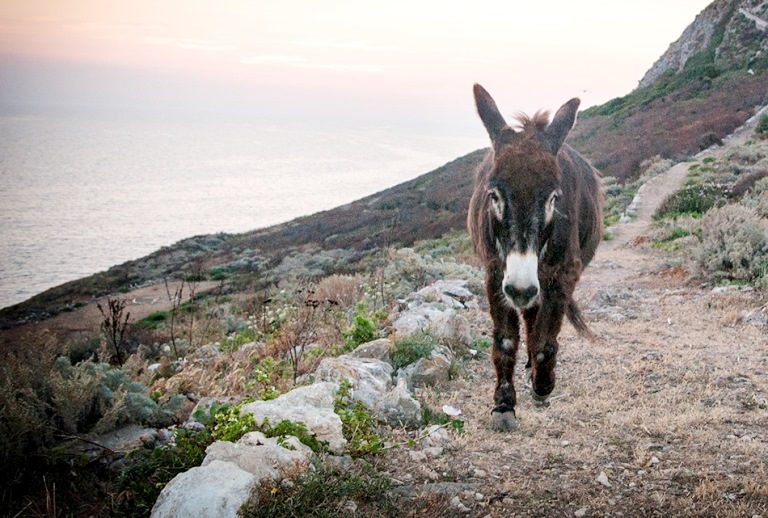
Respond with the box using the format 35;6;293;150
513;110;550;132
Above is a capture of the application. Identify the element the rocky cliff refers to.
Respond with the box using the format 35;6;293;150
639;0;768;88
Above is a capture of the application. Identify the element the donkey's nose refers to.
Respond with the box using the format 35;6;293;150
503;284;539;308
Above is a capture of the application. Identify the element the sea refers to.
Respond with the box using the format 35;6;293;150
0;115;482;309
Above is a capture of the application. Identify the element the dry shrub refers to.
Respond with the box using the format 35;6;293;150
695;204;768;286
314;274;366;310
730;169;768;200
741;177;768;218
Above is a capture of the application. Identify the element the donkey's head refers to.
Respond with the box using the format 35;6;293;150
473;84;580;309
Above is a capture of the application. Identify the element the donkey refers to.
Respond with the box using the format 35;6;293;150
467;84;603;431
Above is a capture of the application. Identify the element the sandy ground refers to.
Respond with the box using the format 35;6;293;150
382;123;768;516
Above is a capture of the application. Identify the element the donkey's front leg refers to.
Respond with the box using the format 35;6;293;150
490;308;520;431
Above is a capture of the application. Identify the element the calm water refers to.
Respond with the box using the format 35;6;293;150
0;116;481;309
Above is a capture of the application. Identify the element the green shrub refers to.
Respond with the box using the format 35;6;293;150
210;405;258;442
240;458;396;518
114;428;211;516
334;381;384;456
391;332;437;370
655;183;729;219
756;114;768;136
260;418;327;453
695;204;768;286
421;405;464;432
342;304;377;351
135;311;168;330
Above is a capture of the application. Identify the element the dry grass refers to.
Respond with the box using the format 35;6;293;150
377;206;768;517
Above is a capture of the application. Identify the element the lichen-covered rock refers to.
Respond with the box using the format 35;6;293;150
315;356;393;409
348;338;393;364
203;432;312;479
315;355;422;427
150;460;255;518
398;346;454;389
92;424;159;452
240;382;346;453
374;378;422;427
414;279;478;309
391;280;475;346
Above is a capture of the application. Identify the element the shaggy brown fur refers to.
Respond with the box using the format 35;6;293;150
467;84;603;430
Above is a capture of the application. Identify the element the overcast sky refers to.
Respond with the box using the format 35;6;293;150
0;0;713;134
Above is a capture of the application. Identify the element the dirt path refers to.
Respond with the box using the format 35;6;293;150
385;123;768;516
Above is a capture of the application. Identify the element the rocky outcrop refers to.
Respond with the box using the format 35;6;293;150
151;460;256;518
639;0;768;88
391;279;476;346
240;382;346;453
315;353;423;427
151;431;313;518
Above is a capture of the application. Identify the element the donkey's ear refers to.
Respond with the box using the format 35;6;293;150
544;98;580;153
473;84;509;143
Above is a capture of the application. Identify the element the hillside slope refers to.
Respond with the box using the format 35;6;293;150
570;0;768;181
2;0;767;329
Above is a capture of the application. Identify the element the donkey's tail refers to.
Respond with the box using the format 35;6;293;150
566;300;595;341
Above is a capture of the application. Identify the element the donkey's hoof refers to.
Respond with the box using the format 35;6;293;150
530;388;551;407
490;410;518;431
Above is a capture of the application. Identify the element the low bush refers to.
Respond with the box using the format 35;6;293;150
756;114;768;137
655;183;729;219
113;428;211;516
342;304;377;351
241;458;396;518
391;332;437;370
695;204;768;286
334;381;384;456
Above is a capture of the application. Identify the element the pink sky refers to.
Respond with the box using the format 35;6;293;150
0;1;713;132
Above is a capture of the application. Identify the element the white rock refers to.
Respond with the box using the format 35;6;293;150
649;456;660;466
203;432;312;479
442;404;462;417
315;356;393;409
596;471;611;488
151;460;255;518
423;446;443;458
241;382;346;453
398;346;454;388
421;424;451;446
473;468;487;478
575;507;588;517
348;338;393;363
374;378;422;427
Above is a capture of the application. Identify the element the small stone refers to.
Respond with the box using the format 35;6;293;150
475;492;485;501
409;451;427;462
596;471;611;488
637;470;647;476
561;440;570;447
575;507;588;517
342;500;358;514
442;404;462;417
426;469;440;481
450;496;471;513
473;468;488;478
649;456;660;466
502;497;514;505
424;446;444;458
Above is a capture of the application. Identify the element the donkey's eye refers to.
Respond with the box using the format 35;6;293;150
489;191;499;202
545;190;560;223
